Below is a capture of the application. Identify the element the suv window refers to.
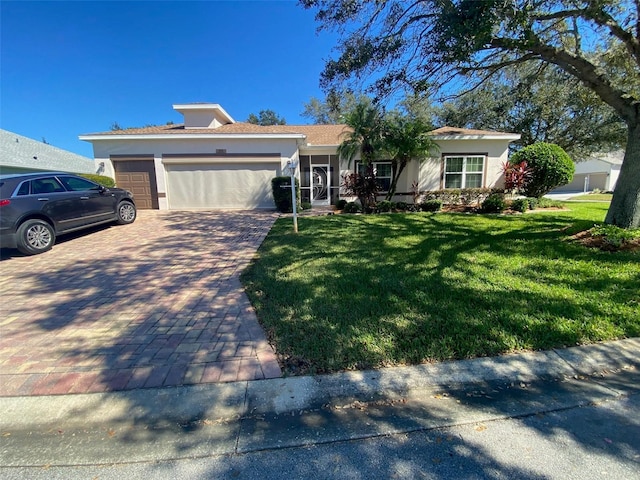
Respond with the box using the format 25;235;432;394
31;178;66;195
16;182;30;196
58;176;99;192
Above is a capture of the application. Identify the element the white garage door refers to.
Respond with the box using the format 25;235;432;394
553;173;608;193
166;162;280;209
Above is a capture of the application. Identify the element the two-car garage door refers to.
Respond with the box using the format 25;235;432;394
165;162;280;210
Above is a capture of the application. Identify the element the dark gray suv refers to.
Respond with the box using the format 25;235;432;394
0;172;136;255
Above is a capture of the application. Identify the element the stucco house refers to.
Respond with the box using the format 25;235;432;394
552;150;623;193
1;129;95;175
79;103;520;210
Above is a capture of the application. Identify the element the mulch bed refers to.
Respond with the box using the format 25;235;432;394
570;230;640;252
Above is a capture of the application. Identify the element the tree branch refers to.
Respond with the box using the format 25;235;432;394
532;4;640;67
490;37;637;123
580;5;640;67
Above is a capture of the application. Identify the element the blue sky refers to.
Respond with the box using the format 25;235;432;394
1;0;339;157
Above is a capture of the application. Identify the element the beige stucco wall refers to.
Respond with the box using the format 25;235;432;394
87;134;515;209
416;138;512;192
91;137;300;209
333;137;513;204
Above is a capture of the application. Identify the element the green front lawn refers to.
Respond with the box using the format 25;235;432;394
567;193;613;202
242;203;639;374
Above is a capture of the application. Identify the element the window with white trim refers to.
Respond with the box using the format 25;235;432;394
444;156;485;188
357;161;392;191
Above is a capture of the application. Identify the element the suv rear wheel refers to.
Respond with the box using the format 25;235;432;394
16;219;55;255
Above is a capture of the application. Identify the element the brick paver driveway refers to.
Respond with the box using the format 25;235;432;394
0;210;281;396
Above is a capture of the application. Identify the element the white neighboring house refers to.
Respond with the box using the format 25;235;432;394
0;129;95;175
79;103;520;210
553;150;624;193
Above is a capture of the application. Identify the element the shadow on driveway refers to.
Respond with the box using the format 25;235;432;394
0;210;281;396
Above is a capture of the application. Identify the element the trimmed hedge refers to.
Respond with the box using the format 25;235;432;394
420;188;495;206
80;174;115;187
271;176;300;213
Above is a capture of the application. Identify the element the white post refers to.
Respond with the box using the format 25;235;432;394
286;161;298;233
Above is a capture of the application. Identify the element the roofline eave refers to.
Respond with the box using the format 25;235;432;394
79;133;308;142
430;134;521;141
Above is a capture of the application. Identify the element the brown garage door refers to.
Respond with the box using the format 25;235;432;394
113;159;158;209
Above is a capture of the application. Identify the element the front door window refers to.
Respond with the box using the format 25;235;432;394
312;165;329;205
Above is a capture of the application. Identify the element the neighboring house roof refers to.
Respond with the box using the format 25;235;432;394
1;129;95;174
581;150;624;165
429;126;521;140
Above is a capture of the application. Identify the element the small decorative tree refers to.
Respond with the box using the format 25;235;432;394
509;143;575;198
502;160;532;195
341;165;380;212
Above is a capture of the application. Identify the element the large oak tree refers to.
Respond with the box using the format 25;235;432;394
302;0;640;228
435;64;627;158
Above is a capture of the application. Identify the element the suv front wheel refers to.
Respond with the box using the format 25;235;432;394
16;219;56;255
116;201;136;225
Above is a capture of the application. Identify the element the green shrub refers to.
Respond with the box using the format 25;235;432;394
460;188;493;206
420;199;442;212
335;199;348;210
439;189;461;205
510;198;529;213
343;202;361;213
510;143;575;198
420;188;492;206
271;176;300;213
377;200;394;212
589;224;640;248
526;197;539;210
537;197;564;209
81;174;115;187
301;202;312;210
395;201;408;211
481;193;507;213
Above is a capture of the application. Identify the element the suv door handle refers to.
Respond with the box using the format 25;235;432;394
37;198;50;201
80;196;90;200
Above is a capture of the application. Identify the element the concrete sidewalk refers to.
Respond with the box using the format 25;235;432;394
1;338;638;467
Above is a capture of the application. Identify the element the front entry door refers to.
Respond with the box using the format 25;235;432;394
311;165;330;206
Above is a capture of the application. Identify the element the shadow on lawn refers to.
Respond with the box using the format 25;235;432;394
243;211;640;373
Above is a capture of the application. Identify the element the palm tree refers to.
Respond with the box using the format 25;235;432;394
337;99;385;167
337;99;387;211
381;115;439;201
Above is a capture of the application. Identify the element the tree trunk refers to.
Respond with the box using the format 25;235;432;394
385;160;408;201
605;123;640;229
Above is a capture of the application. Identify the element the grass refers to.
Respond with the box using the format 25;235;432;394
241;203;640;374
567;193;613;201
